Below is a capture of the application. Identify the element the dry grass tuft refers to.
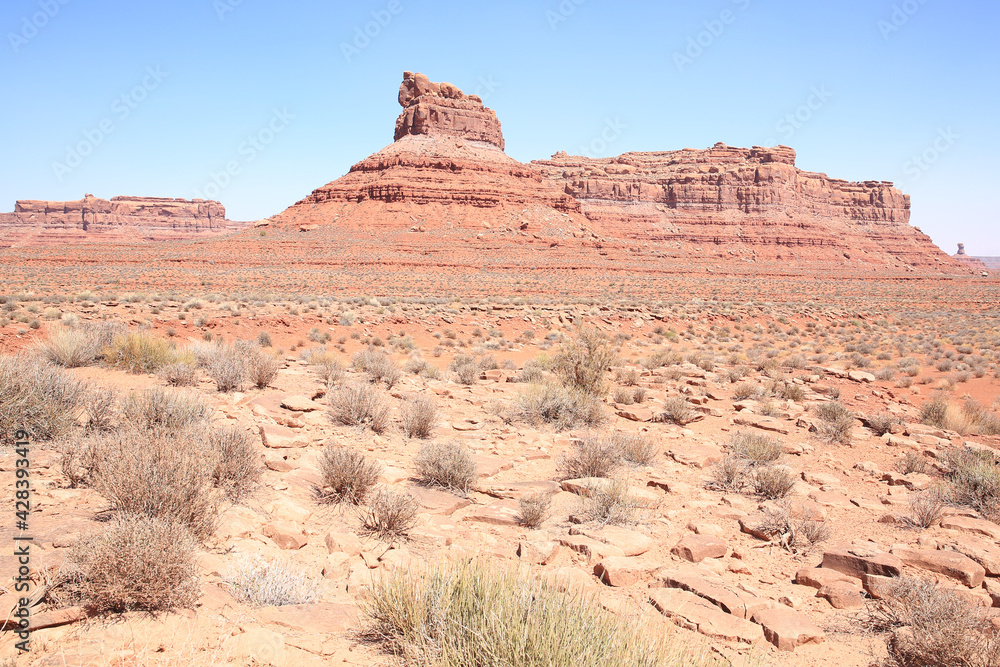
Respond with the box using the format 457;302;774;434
223;553;322;607
415;441;476;493
553;328;618;395
400;396;437;439
318;446;383;504
0;355;87;445
517;493;551;528
328;382;391;433
359;487;419;539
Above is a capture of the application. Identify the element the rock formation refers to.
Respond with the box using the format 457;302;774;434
953;243;989;270
0;194;249;246
271;72;967;275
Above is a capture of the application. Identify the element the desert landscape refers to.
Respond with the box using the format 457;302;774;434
1;66;999;667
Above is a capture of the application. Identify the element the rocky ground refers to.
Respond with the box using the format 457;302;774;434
0;293;998;666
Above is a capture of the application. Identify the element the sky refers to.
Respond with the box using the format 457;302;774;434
1;0;997;255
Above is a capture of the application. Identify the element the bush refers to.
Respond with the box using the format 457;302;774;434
60;435;101;487
907;489;945;529
66;515;199;613
921;394;949;428
203;343;247;392
400;396;437;439
91;427;219;539
814;401;855;444
223;553;322;607
360;487;418;539
246;347;280;389
207;426;262;501
614;367;640;386
38;327;100;367
750;465;796;499
582;476;641;526
103;331;178;373
453;359;481;385
728;431;783;465
517;493;551;528
362;559;707;667
732;382;764;400
943;446;1000;520
656;397;695;425
83;386;118;432
751;503;829;552
560;436;623;479
708;455;749;492
120;388;210;432
0;355;87;445
353;349;402;388
508;381;607;430
896;451;927;475
553;328;618;395
870;578;1000;667
328;382;391;433
159;361;199;387
866;412;902;436
318;446;383;504
614;432;656;465
415;441;476;493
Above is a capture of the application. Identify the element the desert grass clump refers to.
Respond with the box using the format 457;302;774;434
353;348;402;388
814;401;856;444
866;412;903;436
906;489;946;529
223;553;322;607
451;354;482;385
90;427;220;539
83;386;118;432
732;382;764;401
415;441;476;493
102;331;178;374
942;446;1000;520
119;387;210;432
729;431;784;465
400;396;437;439
38;327;100;367
508;381;607;430
749;465;796;500
963;398;1000;436
245;345;280;389
318;446;383;504
708;455;749;492
328;382;391;433
896;450;928;475
66;514;199;613
207;426;262;501
0;355;86;445
517;493;551;528
158;360;199;387
656;397;696;425
203;343;247;392
560;435;623;479
60;435;101;488
869;577;1000;667
582;475;641;526
920;393;950;428
751;503;829;552
553;327;618;395
360;487;419;539
613;432;656;466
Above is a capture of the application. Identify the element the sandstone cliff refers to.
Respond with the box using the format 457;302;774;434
0;194;249;246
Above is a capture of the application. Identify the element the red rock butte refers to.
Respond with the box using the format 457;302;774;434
270;71;966;275
0;194;248;247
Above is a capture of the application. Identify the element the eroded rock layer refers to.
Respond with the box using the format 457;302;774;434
0;194;248;246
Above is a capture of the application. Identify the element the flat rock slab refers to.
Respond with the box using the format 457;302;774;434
280;395;320;412
558;535;625;563
795;567;858;590
650;588;764;644
891;546;986;588
259;423;309;449
616;406;654;422
941;515;1000;540
942;536;1000;576
666;443;723;468
672;534;727;563
463;499;521;526
821;547;903;579
262;522;308;550
594;556;661;587
571;525;653;557
518;540;561;565
408;486;471;515
752;607;825;652
732;415;791;435
817;581;865;609
474;455;513;479
479;480;561;499
657;571;772;620
257;603;359;634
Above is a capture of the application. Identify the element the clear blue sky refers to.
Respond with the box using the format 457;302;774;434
2;0;997;254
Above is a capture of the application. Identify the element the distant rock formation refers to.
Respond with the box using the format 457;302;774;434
0;194;249;246
953;244;993;271
271;71;968;275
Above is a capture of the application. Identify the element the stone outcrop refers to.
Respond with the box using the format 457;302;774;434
953;244;990;270
270;71;969;276
0;194;248;246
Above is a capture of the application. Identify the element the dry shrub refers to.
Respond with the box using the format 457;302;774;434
318;446;383;504
90;427;220;539
315;357;346;387
84;386;118;432
896;451;928;475
866;412;903;436
353;349;402;388
614;367;640;386
553;328;618;395
560;436;623;480
103;331;178;373
60;435;101;488
400;396;437;439
614;432;656;466
453;359;481;385
246;347;280;389
203;343;246;392
38;327;100;367
920;393;950;428
517;493;551;528
729;431;783;465
964;398;1000;436
223;553;321;607
814;401;855;444
708;455;749;492
0;355;87;445
158;361;199;387
360;487;419;539
581;475;640;526
732;382;764;400
942;446;1000;520
362;559;711;667
752;503;829;552
750;465;796;500
656;397;695;425
509;381;607;430
66;514;199;613
907;489;946;529
120;387;210;432
328;382;391;433
207;425;262;501
415;441;476;493
870;577;1000;667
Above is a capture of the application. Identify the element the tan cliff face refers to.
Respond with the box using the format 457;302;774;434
0;194;248;247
